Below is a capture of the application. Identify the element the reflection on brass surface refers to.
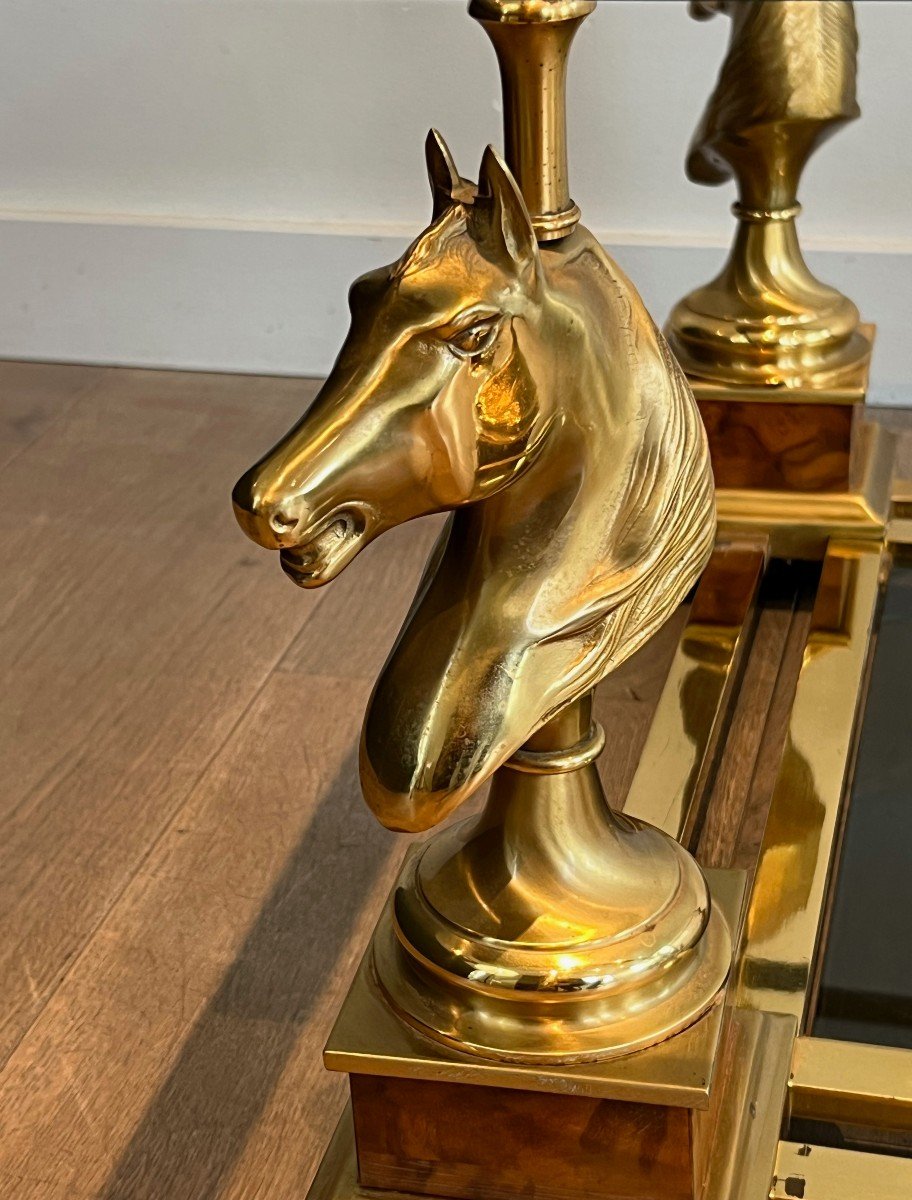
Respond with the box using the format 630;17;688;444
700;1010;795;1200
736;541;883;1022
790;1036;912;1133
373;721;733;1062
772;1141;912;1200
667;1;871;389
233;0;731;1061
624;544;765;843
326;869;744;1098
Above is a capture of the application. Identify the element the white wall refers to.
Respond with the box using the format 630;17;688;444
2;0;910;398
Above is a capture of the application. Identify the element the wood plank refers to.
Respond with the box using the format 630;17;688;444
0;671;407;1198
696;561;802;870
732;568;819;873
0;368;332;1064
0;360;105;471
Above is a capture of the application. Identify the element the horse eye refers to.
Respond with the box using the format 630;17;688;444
448;318;500;359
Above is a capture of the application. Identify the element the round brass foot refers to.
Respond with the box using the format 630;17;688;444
666;207;872;390
371;720;732;1064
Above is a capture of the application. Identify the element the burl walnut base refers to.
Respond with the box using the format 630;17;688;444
693;326;894;557
308;871;753;1200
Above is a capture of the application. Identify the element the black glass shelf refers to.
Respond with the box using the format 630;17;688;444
813;553;912;1049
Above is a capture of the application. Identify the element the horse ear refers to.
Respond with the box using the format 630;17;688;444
469;145;539;277
426;129;462;222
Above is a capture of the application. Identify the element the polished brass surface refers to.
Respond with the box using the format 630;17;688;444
326;871;746;1105
700;1010;796;1200
371;714;734;1062
736;540;884;1023
233;20;724;1058
667;1;871;390
772;1141;912;1200
624;543;765;841
233;136;715;835
469;1;594;241
790;1037;912;1132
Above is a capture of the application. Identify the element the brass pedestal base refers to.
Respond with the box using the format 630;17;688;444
313;872;765;1200
352;702;734;1066
665;207;873;393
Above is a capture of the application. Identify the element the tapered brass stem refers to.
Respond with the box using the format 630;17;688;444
469;0;595;241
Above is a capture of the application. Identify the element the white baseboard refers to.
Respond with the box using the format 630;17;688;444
1;214;909;404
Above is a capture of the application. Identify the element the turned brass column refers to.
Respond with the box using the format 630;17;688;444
469;0;595;242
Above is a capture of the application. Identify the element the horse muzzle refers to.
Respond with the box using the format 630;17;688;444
232;466;374;588
231;465;310;552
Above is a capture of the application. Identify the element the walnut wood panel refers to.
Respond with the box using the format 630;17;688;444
350;1075;694;1200
698;399;853;492
696;561;820;871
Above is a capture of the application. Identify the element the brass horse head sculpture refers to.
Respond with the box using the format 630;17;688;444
234;125;731;1063
234;132;715;834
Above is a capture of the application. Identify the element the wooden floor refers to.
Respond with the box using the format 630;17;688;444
1;361;910;1200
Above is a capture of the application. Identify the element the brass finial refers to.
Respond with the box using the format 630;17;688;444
469;0;596;242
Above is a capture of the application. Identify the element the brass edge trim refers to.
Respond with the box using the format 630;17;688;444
892;476;912;506
772;1140;912;1200
731;201;802;223
790;1036;912;1132
889;476;912;545
735;540;885;1025
532;201;582;242
624;544;765;842
701;1011;796;1200
716;491;884;530
887;518;912;546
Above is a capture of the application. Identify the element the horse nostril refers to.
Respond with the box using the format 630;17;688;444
269;509;298;535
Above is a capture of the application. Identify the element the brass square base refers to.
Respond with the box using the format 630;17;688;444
325;868;746;1109
308;1008;794;1200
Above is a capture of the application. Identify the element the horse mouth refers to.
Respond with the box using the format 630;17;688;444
279;507;368;587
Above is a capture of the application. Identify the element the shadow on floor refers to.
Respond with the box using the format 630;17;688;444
100;749;398;1200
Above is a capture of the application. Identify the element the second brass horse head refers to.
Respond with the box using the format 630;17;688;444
234;132;715;833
